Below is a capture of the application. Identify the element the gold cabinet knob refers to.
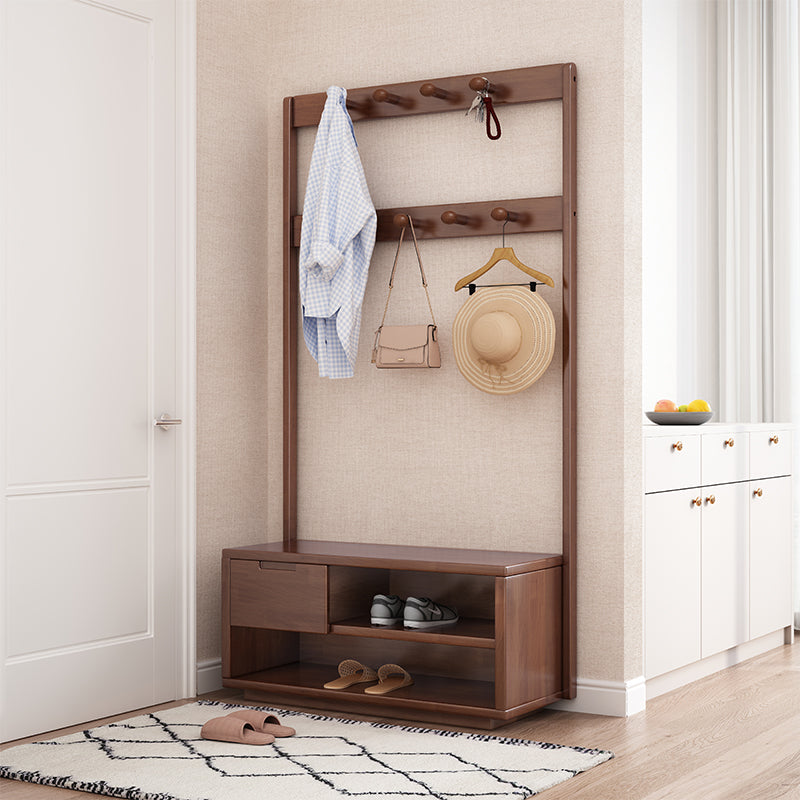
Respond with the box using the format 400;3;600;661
724;438;735;447
769;435;779;444
754;487;763;497
672;441;683;452
705;494;716;505
692;497;702;507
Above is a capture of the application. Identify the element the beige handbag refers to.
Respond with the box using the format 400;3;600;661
372;218;441;369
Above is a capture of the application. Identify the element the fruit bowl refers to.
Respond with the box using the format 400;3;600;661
645;411;713;426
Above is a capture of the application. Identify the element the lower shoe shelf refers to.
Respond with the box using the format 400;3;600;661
225;662;496;715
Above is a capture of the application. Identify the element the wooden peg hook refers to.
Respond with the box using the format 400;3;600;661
469;76;494;93
441;211;472;226
345;97;367;113
419;82;461;102
491;207;528;224
373;88;404;105
393;214;411;228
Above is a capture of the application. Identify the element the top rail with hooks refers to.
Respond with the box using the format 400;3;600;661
289;63;571;127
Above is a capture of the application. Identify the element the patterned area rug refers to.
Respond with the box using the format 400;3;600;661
0;700;613;799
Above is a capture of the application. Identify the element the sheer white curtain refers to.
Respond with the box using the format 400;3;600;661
714;0;800;622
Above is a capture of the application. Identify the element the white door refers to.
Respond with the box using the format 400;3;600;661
1;0;189;741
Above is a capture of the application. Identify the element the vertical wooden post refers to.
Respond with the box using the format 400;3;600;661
561;63;578;699
283;97;298;546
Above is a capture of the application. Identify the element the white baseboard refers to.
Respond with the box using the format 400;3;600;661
196;658;223;695
645;629;788;701
546;675;647;717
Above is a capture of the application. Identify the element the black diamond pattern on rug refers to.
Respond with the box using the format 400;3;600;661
30;712;575;798
1;702;613;800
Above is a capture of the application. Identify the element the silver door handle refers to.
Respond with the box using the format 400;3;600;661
154;413;182;430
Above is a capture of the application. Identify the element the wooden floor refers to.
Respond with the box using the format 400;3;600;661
2;642;799;799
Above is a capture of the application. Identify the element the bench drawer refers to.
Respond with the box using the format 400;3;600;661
229;560;328;633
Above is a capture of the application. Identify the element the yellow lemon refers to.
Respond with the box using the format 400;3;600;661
687;399;711;413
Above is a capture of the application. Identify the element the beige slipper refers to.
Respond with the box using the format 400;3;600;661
226;709;296;737
323;659;378;690
200;716;274;745
363;663;414;695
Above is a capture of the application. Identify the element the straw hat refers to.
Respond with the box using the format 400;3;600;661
452;286;555;395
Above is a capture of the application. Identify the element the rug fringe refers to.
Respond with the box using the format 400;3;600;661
0;766;178;800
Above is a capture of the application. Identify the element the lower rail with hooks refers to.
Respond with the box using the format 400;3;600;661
290;195;564;246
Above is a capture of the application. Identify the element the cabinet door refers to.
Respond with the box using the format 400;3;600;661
750;476;793;639
701;482;749;658
645;489;701;679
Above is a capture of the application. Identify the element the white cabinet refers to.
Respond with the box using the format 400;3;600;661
644;423;793;682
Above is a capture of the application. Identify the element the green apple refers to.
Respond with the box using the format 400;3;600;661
678;404;689;412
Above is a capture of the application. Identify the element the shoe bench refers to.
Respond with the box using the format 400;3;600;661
221;540;565;729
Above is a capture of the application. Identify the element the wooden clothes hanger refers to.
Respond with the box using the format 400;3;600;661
453;213;554;292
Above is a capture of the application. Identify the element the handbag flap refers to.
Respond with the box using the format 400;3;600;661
377;325;432;351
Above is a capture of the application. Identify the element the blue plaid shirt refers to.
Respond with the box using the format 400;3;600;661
299;86;377;378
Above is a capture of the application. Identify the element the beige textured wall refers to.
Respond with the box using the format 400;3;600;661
196;1;273;663
197;0;643;683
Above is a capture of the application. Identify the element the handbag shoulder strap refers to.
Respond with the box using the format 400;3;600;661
379;217;437;328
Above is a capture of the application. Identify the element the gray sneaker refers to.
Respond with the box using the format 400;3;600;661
370;594;404;626
403;597;459;629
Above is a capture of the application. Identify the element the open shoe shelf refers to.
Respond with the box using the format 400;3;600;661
329;616;496;648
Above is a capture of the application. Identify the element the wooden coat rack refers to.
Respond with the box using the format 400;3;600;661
282;63;577;701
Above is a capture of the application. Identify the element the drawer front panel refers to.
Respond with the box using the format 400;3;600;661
645;435;701;493
701;432;749;485
230;560;328;633
750;430;792;479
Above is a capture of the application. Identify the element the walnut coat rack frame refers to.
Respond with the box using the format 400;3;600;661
282;63;577;700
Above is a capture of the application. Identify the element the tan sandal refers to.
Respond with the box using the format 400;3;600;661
363;663;414;695
323;659;378;690
226;709;295;737
200;716;274;745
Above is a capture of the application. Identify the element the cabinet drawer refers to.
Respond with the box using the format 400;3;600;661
750;430;792;479
229;560;328;633
645;435;700;492
702;432;748;485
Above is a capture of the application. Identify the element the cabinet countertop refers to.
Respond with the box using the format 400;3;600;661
643;421;794;437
